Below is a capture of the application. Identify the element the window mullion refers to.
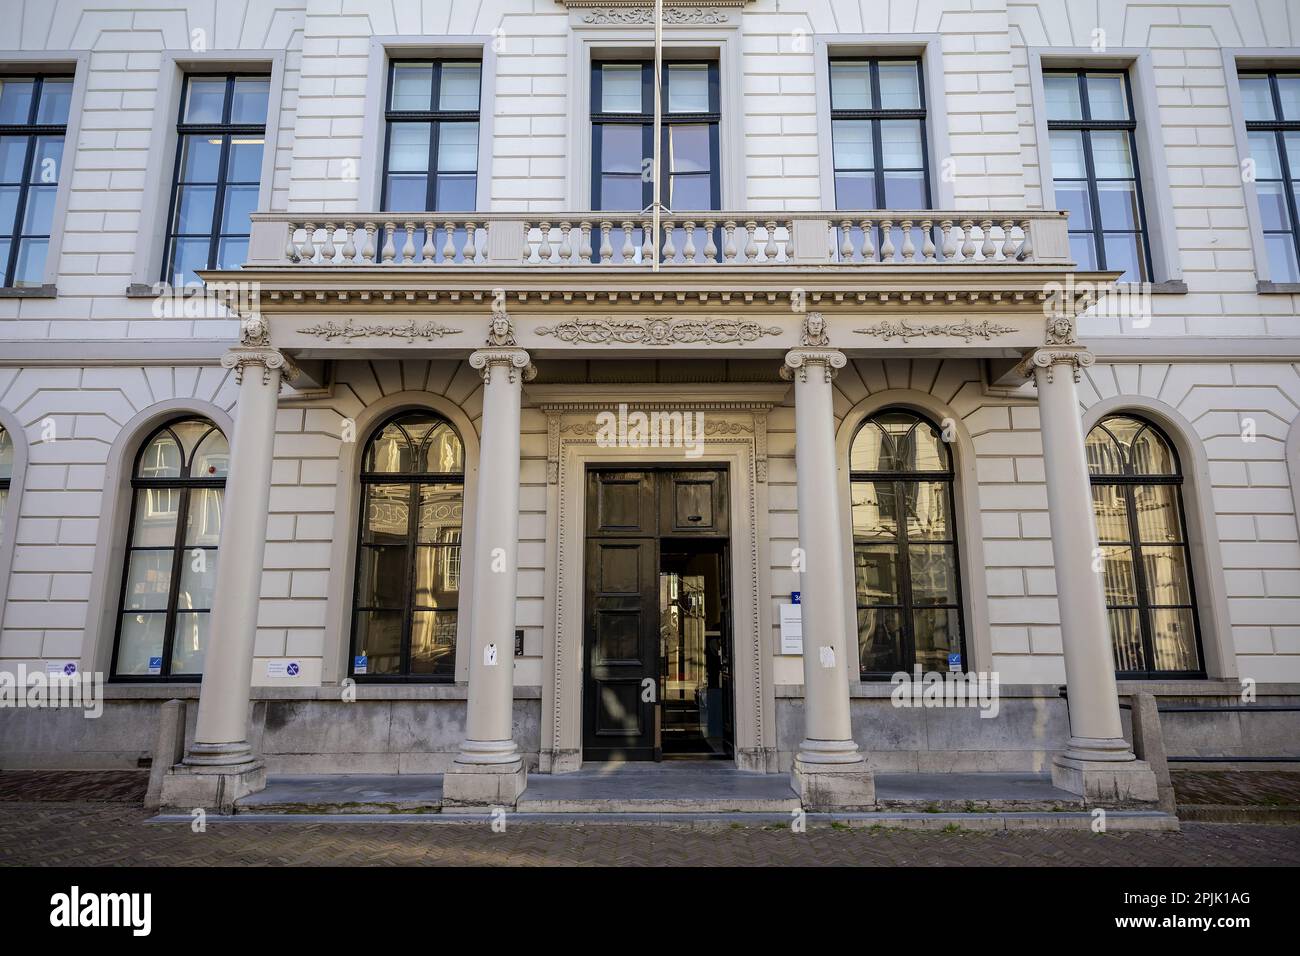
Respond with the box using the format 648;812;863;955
159;485;190;678
895;479;917;671
401;480;420;674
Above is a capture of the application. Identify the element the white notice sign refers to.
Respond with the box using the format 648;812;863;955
779;603;802;655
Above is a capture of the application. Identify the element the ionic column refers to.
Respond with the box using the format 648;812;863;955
780;344;875;809
1021;346;1157;803
160;345;294;811
443;344;535;810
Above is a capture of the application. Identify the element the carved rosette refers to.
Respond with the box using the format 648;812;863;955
469;347;537;386
1014;346;1095;385
221;346;299;388
781;347;847;384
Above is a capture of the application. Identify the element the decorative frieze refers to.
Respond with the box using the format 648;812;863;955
578;6;732;24
535;316;782;346
854;319;1018;342
298;319;459;342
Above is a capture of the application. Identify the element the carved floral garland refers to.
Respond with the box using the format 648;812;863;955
536;316;781;346
854;319;1017;343
298;319;459;342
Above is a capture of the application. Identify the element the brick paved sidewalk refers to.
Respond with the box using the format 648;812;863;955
0;803;1297;866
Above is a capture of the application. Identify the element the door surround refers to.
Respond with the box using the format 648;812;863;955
532;384;786;773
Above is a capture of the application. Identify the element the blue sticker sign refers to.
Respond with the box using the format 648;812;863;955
947;652;962;671
286;662;300;677
791;591;801;604
147;656;163;675
354;655;368;675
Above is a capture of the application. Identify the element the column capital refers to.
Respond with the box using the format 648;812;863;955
1014;346;1095;384
469;347;537;385
781;347;847;383
220;346;299;387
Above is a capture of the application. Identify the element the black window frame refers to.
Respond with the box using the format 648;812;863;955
162;72;269;286
1045;69;1153;282
1240;70;1300;283
0;73;72;288
1087;415;1206;680
828;56;931;211
349;411;466;683
590;59;722;214
0;424;11;521
111;418;227;683
850;408;968;681
379;58;482;213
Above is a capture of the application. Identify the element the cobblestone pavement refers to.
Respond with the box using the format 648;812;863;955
1172;772;1300;807
0;803;1297;866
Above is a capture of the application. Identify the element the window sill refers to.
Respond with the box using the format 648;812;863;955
1257;280;1300;294
126;282;211;299
1145;279;1187;294
0;284;57;298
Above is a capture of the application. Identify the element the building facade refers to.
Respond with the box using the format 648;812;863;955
0;0;1298;808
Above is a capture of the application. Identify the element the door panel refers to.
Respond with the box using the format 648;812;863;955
588;470;655;535
660;470;728;536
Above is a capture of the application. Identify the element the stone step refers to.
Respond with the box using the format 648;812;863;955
872;772;1085;813
235;774;443;814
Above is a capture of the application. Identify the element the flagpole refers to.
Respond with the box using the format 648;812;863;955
652;0;663;272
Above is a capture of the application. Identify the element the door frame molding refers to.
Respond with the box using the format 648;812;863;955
533;386;784;773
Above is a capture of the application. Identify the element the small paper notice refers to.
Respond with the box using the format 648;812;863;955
818;646;835;668
484;643;498;666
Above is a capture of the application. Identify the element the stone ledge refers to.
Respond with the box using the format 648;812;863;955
101;684;543;701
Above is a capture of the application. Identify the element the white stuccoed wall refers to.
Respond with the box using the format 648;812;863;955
0;0;1298;685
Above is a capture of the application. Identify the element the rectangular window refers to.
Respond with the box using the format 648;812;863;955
828;58;929;210
0;74;72;287
1240;71;1300;283
381;59;481;213
163;74;270;286
1045;70;1151;282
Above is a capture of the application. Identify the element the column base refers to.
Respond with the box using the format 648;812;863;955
441;759;528;811
158;760;265;813
792;755;876;811
1052;753;1159;805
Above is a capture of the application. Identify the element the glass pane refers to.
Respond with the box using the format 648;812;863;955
1086;73;1129;120
185;487;224;546
1133;483;1182;543
173;184;216;234
1141;546;1192;605
227;138;264;180
0;427;11;479
21;185;55;233
858;607;903;674
0;79;34;124
384;174;428;211
30;136;62;184
883;170;926;208
0;185;15;233
137;431;183;479
440;62;481;111
601;64;643;112
903;481;951;540
880;119;923;168
668;124;711;173
909;418;948;471
167;237;209;285
354;610;403;675
1109;607;1145;672
413;545;459;605
1239;75;1275;121
387;123;430;172
1049;129;1086;178
178;551;218;609
170;419;211;460
178;134;222;182
832;120;873;170
669;173;711;210
912;608;961;673
36;79;72;125
1278;75;1300;121
409;610;457;676
1150;607;1199;672
436;122;478;171
122;550;174;610
366;423;413;473
854;543;900;605
830;61;871;110
192;429;229;478
356;545;408;607
851;423;889;472
362;483;411;545
1054;180;1092;229
909;544;958;605
391;62;433;111
1102;232;1145;282
601;124;644;173
1090;484;1131;542
417;484;463;543
1130;426;1176;475
1044;73;1082;120
1100;545;1138;605
1248;130;1282;180
667;64;709;113
1257;181;1292;231
1069;232;1097;270
216;236;247;269
435;175;475;212
170;612;208;674
0;137;25;182
115;612;166;676
12;239;47;286
601;174;643;210
183;78;226;123
835;171;874;209
220;184;258;234
1100;416;1141;464
1097;180;1140;229
423;423;464;472
851;480;897;540
874;411;920;470
229;77;269;124
1266;233;1300;283
133;488;181;545
878;61;920;109
1090;130;1135;177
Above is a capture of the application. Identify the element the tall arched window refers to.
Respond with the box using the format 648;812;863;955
850;409;966;678
1086;414;1204;678
0;426;12;539
113;417;228;679
351;411;465;680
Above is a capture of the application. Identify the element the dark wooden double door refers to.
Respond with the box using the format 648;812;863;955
583;468;733;762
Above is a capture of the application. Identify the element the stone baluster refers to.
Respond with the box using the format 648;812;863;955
703;220;718;262
682;221;697;263
980;220;995;260
900;219;915;261
860;219;875;261
464;221;478;263
538;221;552;262
578;221;593;264
723;221;738;262
960;220;975;261
879;220;895;261
921;219;936;261
301;222;316;262
940;220;955;261
1018;220;1034;261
